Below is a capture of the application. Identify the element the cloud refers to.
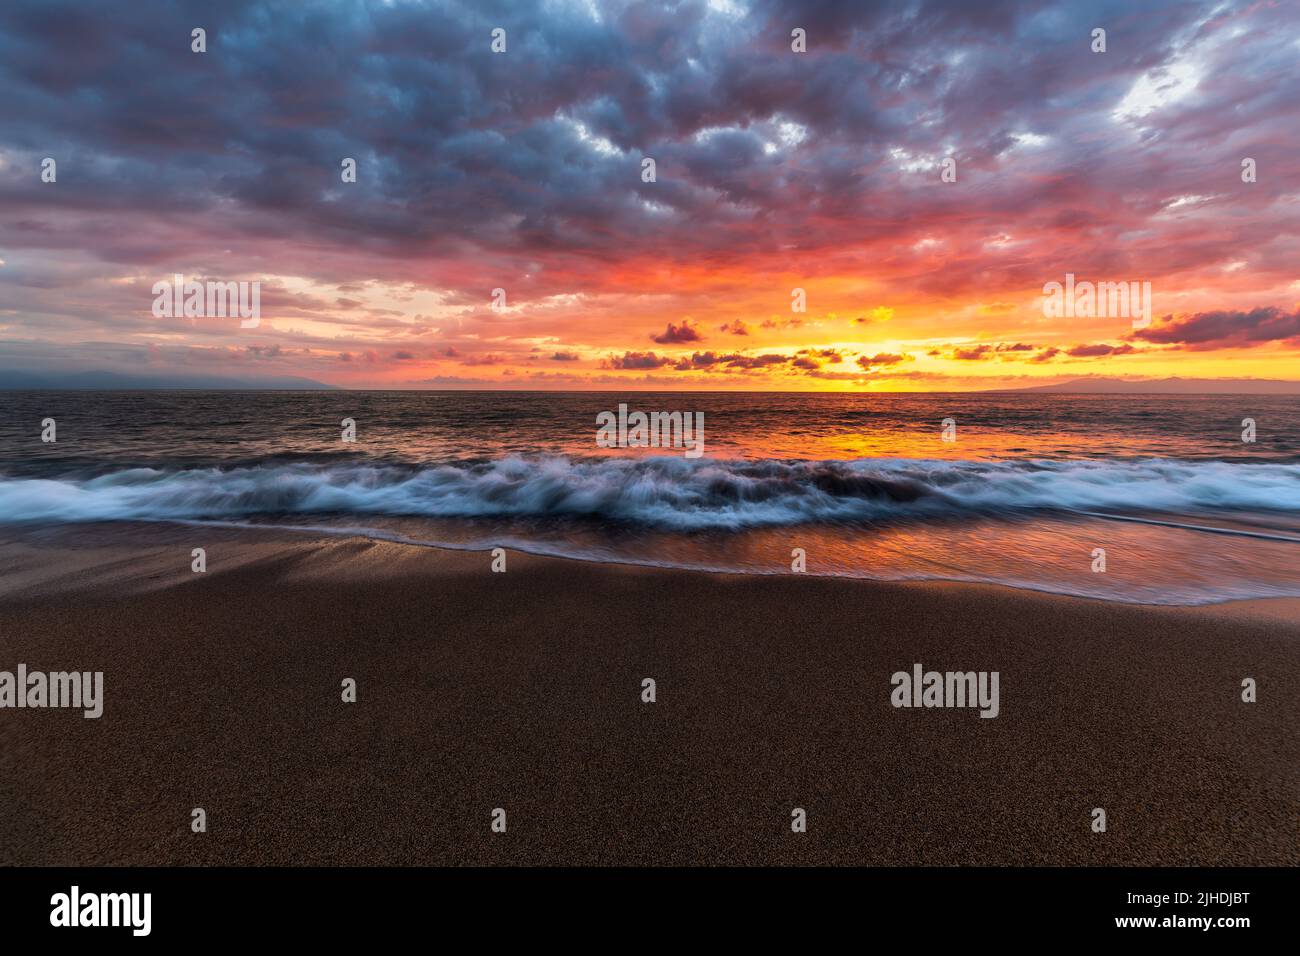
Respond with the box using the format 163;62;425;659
1130;308;1300;350
675;351;721;368
722;353;791;369
651;320;703;344
1;0;1297;388
605;351;672;369
1064;343;1136;357
948;343;1042;360
856;352;911;368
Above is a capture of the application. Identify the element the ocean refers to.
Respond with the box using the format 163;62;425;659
3;390;1299;605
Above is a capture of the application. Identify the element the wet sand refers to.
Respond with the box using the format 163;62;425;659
0;524;1296;865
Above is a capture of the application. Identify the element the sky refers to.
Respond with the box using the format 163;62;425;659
1;0;1298;390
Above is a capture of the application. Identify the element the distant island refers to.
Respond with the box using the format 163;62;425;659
0;370;338;390
5;370;1300;394
1007;377;1300;395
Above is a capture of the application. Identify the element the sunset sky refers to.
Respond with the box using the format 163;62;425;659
1;0;1298;390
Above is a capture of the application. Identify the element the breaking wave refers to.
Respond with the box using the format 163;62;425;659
3;455;1300;529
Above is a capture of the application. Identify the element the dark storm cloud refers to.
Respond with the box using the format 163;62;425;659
5;0;1288;277
1;0;1298;376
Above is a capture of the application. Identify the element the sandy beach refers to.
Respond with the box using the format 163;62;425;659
0;523;1296;866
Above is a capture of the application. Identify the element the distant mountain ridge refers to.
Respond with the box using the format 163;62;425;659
1008;377;1300;394
0;370;338;390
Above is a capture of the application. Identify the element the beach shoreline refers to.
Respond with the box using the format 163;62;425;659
0;525;1296;866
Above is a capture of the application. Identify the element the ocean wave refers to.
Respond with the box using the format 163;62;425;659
2;456;1300;529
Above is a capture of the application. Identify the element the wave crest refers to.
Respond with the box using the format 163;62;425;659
2;456;1300;529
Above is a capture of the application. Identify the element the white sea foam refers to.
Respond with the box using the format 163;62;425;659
1;456;1299;529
